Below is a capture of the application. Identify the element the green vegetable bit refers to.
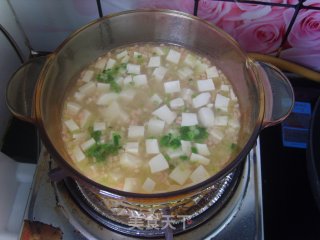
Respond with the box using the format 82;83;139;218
179;155;189;161
85;133;122;162
179;125;209;142
230;143;238;150
191;146;198;154
89;128;102;142
160;133;181;149
96;64;126;93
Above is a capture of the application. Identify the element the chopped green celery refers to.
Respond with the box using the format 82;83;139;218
179;125;209;142
191;146;198;154
160;133;181;149
179;155;189;161
88;127;102;142
96;64;124;92
164;153;171;162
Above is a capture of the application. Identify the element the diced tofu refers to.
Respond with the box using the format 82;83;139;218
81;138;96;151
198;107;215;127
209;128;224;141
128;125;145;139
192;92;211;108
97;93;118;106
206;66;219;78
123;178;139;192
181;140;192;155
153;47;165;56
119;89;136;101
145;139;160;154
149;154;169;173
123;75;133;86
81;70;94;82
120;153;142;169
230;89;238;101
116;50;128;59
215;94;230;111
197;79;215;92
142;178;156;193
74;92;85;101
147;119;165;136
150;94;163;105
170;98;184;109
72;132;87;140
181;113;198;126
166;49;181;64
127;64;140;74
133;74;148;86
169;165;192;185
148;56;161;68
95;57;107;69
220;84;230;92
190;153;210;165
106;58;116;69
64;119;79;132
79;82;95;95
66;102;81;115
73;146;85;162
100;101;129;124
124;142;139;154
178;67;193;79
166;148;185;159
215;116;229;126
152;66;167;81
152;105;177;124
190;165;210;183
164;80;181;94
93;122;106;131
184;54;196;67
79;110;92;128
181;88;194;103
96;83;110;91
195;143;210;156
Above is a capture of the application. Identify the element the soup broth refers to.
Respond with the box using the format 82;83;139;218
61;43;241;193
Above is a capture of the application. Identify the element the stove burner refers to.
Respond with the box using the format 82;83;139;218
63;164;243;238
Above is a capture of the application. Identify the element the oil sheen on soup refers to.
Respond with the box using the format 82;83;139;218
61;43;241;194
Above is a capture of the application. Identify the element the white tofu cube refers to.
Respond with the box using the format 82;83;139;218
149;154;169;173
215;94;230;111
116;50;128;59
119;89;136;101
150;94;163;105
81;70;94;82
125;142;139;154
209;128;224;141
66;102;81;115
181;88;194;103
106;58;116;69
169;166;192;185
96;83;110;91
93;122;106;131
123;178;139;192
184;54;196;67
64;119;79;132
152;66;167;81
121;55;129;63
215;116;229;126
147;119;165;136
120;153;142;168
197;79;215;92
79;82;96;95
145;139;160;154
181;140;192;155
195;143;211;156
142;178;156;193
230;89;238;101
79;110;92;128
97;93;118;106
127;64;140;74
178;67;193;79
164;80;181;94
99;101;129;124
198;107;215;127
81;138;96;151
190;153;210;165
128;125;145;139
190;165;210;183
166;49;181;64
152;105;177;124
133;74;148;86
166;148;185;159
73;146;85;162
95;57;107;69
148;56;161;67
170;98;184;109
192;92;211;108
74;92;85;101
153;47;165;55
181;113;198;126
220;84;230;92
123;75;133;86
206;66;219;78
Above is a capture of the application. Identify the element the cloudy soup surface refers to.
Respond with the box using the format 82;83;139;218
61;43;241;193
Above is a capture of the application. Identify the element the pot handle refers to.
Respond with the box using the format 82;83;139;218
255;61;294;128
6;56;47;123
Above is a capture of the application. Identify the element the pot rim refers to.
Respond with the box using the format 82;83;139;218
34;9;265;200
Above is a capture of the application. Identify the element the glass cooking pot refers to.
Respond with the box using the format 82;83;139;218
6;10;294;204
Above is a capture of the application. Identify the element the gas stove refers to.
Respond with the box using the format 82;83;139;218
20;140;263;240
